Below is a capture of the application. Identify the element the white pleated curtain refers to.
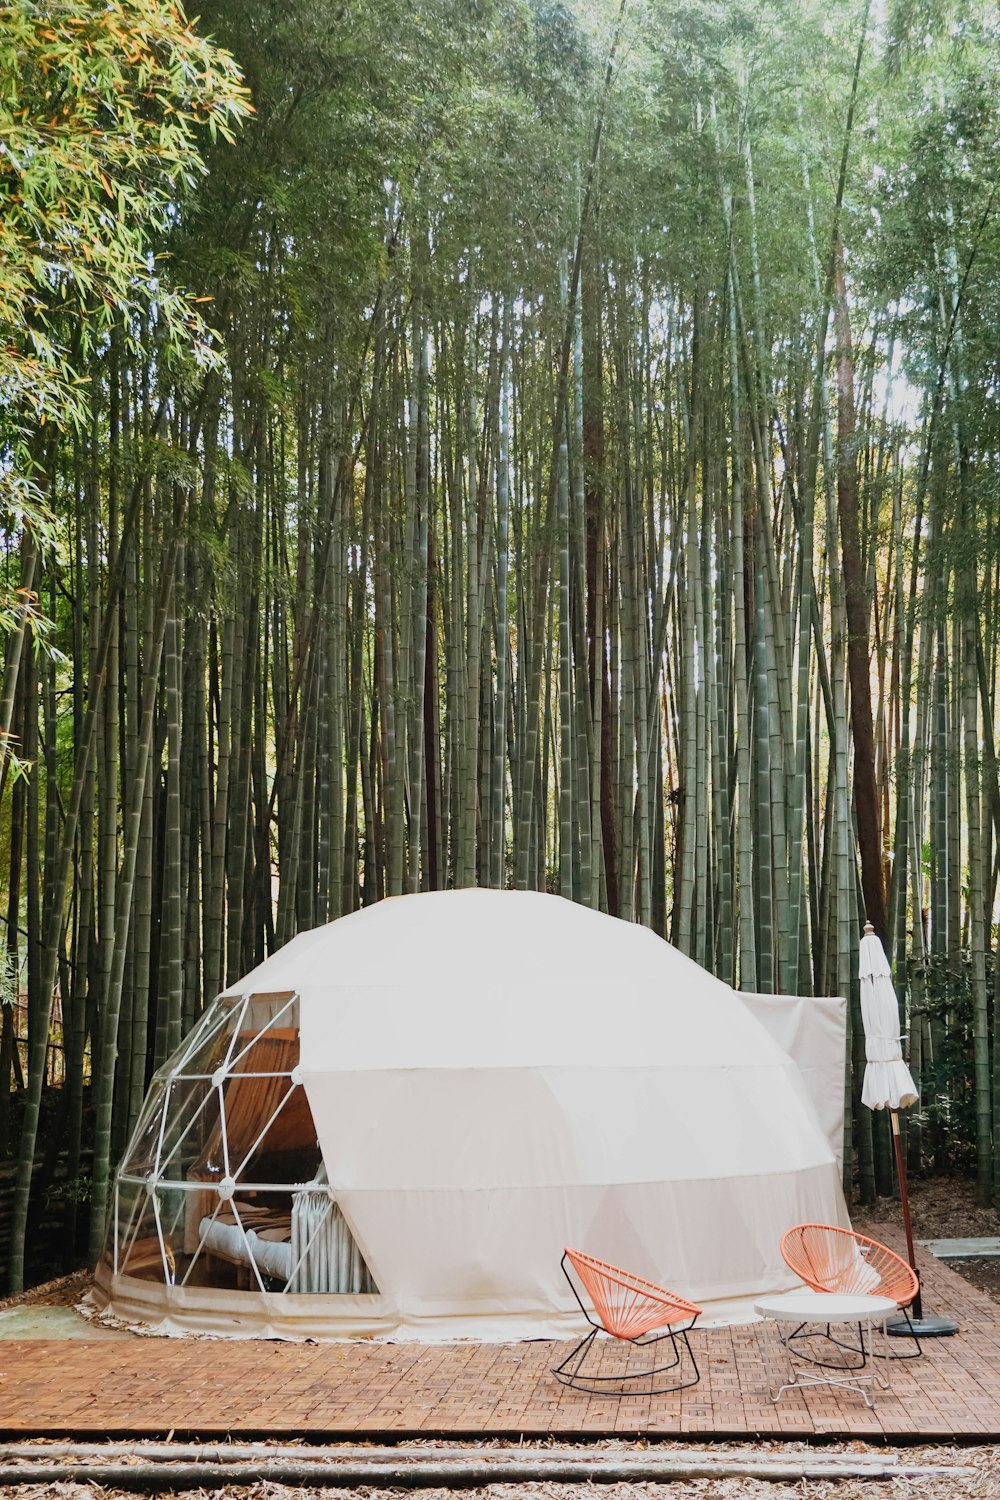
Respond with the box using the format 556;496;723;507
288;1174;375;1294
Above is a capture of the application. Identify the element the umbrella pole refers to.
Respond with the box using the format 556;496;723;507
887;1108;959;1337
890;1109;921;1317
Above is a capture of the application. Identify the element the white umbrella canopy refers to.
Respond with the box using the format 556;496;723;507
859;925;918;1111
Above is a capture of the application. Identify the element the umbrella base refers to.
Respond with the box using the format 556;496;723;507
886;1313;958;1338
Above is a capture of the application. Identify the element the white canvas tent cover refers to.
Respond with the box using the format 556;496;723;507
739;992;848;1172
94;889;847;1341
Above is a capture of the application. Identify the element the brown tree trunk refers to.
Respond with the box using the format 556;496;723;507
835;246;887;938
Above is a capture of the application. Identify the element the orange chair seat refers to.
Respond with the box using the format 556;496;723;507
563;1247;701;1339
780;1223;918;1307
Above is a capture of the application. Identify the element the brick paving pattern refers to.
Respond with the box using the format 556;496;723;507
1;1229;996;1439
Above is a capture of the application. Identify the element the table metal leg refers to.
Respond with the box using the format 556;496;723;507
769;1366;878;1409
768;1318;889;1408
869;1314;892;1392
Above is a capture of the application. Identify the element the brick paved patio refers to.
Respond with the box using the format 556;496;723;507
0;1230;996;1440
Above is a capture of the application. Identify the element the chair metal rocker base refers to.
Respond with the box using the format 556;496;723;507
551;1321;701;1397
783;1304;922;1368
783;1321;869;1371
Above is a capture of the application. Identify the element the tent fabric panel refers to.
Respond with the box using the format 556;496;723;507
300;1064;834;1195
739;994;847;1166
235;890;748;1001
332;1164;845;1317
298;980;791;1073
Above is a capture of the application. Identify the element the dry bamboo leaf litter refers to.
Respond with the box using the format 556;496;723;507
0;1475;996;1500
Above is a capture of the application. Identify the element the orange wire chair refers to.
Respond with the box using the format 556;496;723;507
780;1223;922;1362
551;1248;702;1395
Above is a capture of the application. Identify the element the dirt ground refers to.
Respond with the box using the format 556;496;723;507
0;1266;91;1311
859;1173;999;1240
855;1172;1000;1306
945;1255;1000;1300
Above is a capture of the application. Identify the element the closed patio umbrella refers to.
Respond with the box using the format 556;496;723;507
860;923;918;1114
859;921;957;1337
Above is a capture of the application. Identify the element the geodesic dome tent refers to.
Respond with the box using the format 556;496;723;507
93;889;848;1340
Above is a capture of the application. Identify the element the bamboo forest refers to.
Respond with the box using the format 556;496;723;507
2;0;1000;1293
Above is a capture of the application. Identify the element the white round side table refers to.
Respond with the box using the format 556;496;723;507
754;1292;899;1408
